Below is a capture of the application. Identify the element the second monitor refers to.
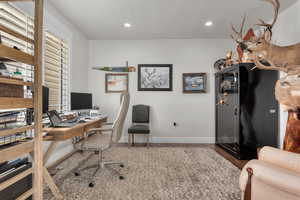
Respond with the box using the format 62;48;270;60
71;92;92;110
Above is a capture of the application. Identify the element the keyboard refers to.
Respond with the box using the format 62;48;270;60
64;117;79;123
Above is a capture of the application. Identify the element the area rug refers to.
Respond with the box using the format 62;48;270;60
44;146;241;200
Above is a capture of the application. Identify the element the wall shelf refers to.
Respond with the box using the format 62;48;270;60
0;97;33;109
0;44;34;66
0;140;34;163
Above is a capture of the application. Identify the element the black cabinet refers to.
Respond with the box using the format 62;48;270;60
215;63;279;159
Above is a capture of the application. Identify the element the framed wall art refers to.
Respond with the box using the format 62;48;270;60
105;73;128;93
138;64;173;91
182;73;207;93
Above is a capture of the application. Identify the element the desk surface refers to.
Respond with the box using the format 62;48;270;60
43;116;107;141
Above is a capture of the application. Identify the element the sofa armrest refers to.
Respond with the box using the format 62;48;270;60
259;146;300;174
240;160;300;197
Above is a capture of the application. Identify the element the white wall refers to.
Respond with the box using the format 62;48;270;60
14;1;89;165
272;0;300;147
88;39;234;143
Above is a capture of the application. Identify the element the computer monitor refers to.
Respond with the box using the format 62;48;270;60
71;92;92;110
43;86;49;114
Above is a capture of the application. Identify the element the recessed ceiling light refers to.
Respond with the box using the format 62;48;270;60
124;23;132;28
205;21;213;27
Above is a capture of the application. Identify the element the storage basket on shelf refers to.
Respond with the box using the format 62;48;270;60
0;76;24;98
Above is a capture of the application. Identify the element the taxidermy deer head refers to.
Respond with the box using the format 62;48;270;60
231;0;300;110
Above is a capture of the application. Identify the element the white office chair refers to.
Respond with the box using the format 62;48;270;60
74;92;130;187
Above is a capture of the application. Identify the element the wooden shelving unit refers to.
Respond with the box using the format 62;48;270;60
0;0;44;199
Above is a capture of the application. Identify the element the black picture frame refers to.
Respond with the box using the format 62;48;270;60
138;64;173;91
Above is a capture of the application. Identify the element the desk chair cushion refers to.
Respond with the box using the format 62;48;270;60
128;125;150;134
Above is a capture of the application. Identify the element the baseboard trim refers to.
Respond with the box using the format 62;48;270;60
120;136;215;144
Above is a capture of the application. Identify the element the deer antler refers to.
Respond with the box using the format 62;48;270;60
254;53;289;73
231;15;246;43
257;0;280;29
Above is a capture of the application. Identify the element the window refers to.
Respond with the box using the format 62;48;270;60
44;32;70;112
0;2;70;112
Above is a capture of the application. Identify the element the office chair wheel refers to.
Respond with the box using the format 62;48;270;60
74;172;80;176
120;164;124;168
119;176;124;180
89;182;95;188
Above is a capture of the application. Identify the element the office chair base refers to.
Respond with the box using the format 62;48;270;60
89;182;95;188
75;158;125;187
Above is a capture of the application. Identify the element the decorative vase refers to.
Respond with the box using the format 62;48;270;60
284;110;300;153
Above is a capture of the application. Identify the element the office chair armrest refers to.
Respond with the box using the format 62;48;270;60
103;122;113;125
87;127;113;133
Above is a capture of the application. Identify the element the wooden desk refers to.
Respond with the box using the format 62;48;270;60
42;117;107;199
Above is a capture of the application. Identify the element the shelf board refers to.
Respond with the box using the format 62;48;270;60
0;140;34;163
0;125;34;137
16;188;33;200
0;76;33;87
0;97;33;109
0;167;33;191
0;24;34;44
0;44;34;65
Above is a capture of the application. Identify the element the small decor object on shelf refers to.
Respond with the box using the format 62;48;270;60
230;0;300;153
0;76;24;98
0;62;10;77
12;68;23;80
182;73;207;93
93;61;136;72
138;64;173;91
105;73;128;93
225;51;234;66
214;59;227;72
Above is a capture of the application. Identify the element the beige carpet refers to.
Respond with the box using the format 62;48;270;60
44;146;241;200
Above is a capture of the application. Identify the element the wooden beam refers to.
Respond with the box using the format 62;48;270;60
0;76;33;86
0;24;34;44
0;125;34;137
33;0;44;199
0;44;34;65
0;140;34;163
47;149;77;170
44;167;64;199
0;168;33;191
0;97;33;109
16;189;33;200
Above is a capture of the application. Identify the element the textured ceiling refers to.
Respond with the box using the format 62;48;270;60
49;0;297;40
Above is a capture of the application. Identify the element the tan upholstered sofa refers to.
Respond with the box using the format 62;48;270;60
239;146;300;200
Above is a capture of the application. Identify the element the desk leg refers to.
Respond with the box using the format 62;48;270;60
43;142;64;199
44;141;58;164
44;167;64;199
